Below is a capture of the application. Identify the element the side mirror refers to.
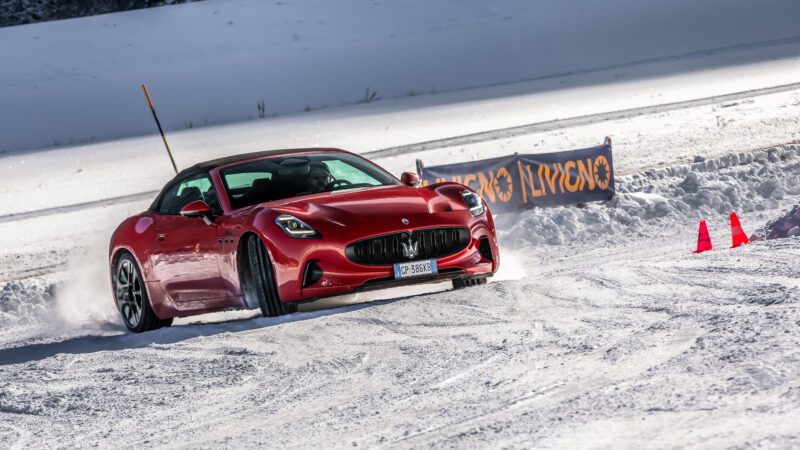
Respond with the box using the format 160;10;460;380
401;172;420;187
180;200;213;224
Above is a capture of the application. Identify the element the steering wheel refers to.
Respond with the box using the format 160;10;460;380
324;179;352;191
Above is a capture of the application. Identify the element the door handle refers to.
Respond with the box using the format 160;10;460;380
157;233;166;241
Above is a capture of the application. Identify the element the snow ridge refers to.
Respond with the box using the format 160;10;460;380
502;144;800;247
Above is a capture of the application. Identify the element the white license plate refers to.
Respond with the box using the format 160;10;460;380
393;259;438;279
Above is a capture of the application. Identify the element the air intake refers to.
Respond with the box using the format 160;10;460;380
302;261;323;287
478;236;493;261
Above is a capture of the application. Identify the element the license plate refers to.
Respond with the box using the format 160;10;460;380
393;259;438;279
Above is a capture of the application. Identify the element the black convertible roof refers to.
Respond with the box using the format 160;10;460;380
190;147;346;171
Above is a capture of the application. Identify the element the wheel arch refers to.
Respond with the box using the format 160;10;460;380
236;231;263;309
236;231;260;275
110;246;133;269
237;230;282;273
109;245;147;281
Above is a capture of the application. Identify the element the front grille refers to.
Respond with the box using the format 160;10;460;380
346;227;470;266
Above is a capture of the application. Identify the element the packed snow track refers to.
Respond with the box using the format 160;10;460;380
1;146;799;448
1;228;798;448
2;0;800;446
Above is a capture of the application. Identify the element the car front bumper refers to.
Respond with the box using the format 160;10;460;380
269;218;499;302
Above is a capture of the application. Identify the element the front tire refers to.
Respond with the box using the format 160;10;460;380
244;235;298;317
113;253;169;333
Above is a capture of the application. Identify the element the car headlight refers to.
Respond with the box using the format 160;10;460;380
461;190;485;217
274;214;321;238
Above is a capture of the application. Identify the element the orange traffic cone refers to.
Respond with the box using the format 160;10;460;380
730;212;749;248
694;220;713;253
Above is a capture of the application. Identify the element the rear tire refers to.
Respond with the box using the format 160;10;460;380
244;235;298;317
452;276;488;290
113;253;166;333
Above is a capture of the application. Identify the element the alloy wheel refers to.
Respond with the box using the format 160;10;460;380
115;258;143;328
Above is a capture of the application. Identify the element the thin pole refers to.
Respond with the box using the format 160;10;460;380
141;84;178;174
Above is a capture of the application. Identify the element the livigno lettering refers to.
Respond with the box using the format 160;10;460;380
421;156;608;204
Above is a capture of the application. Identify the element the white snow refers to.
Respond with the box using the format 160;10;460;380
1;114;799;448
2;1;800;448
3;58;800;217
2;0;800;153
502;145;800;248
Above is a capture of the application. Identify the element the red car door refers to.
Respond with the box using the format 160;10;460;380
148;173;229;304
151;215;229;303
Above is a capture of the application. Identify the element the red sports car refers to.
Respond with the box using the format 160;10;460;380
109;148;499;332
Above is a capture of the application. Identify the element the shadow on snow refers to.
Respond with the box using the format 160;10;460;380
0;297;404;366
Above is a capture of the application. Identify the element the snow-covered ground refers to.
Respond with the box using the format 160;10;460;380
1;105;799;447
1;146;799;448
2;0;800;153
2;2;800;448
2;54;799;283
3;49;800;217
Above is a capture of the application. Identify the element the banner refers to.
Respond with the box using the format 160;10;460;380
418;143;614;213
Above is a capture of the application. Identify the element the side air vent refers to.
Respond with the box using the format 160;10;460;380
302;261;323;287
478;236;493;261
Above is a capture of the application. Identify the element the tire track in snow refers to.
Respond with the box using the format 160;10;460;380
389;322;702;447
0;422;32;450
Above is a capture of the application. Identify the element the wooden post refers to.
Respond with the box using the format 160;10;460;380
141;84;178;174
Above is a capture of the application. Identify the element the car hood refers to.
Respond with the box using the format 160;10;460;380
267;185;465;232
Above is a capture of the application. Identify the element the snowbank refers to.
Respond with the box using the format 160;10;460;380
2;0;800;153
501;145;800;248
0;279;53;338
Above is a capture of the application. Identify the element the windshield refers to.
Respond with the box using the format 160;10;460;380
221;152;401;209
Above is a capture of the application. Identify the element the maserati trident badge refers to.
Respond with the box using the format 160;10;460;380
401;238;419;259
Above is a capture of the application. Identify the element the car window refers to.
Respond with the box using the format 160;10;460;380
157;173;221;215
221;152;399;210
226;172;272;190
325;160;380;185
177;177;211;196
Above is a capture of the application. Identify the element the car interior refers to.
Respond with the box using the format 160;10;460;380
221;154;398;210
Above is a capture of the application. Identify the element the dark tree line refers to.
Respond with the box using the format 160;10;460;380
1;0;203;27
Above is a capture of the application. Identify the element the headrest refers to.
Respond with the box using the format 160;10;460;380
180;186;201;199
251;178;271;190
278;157;311;177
